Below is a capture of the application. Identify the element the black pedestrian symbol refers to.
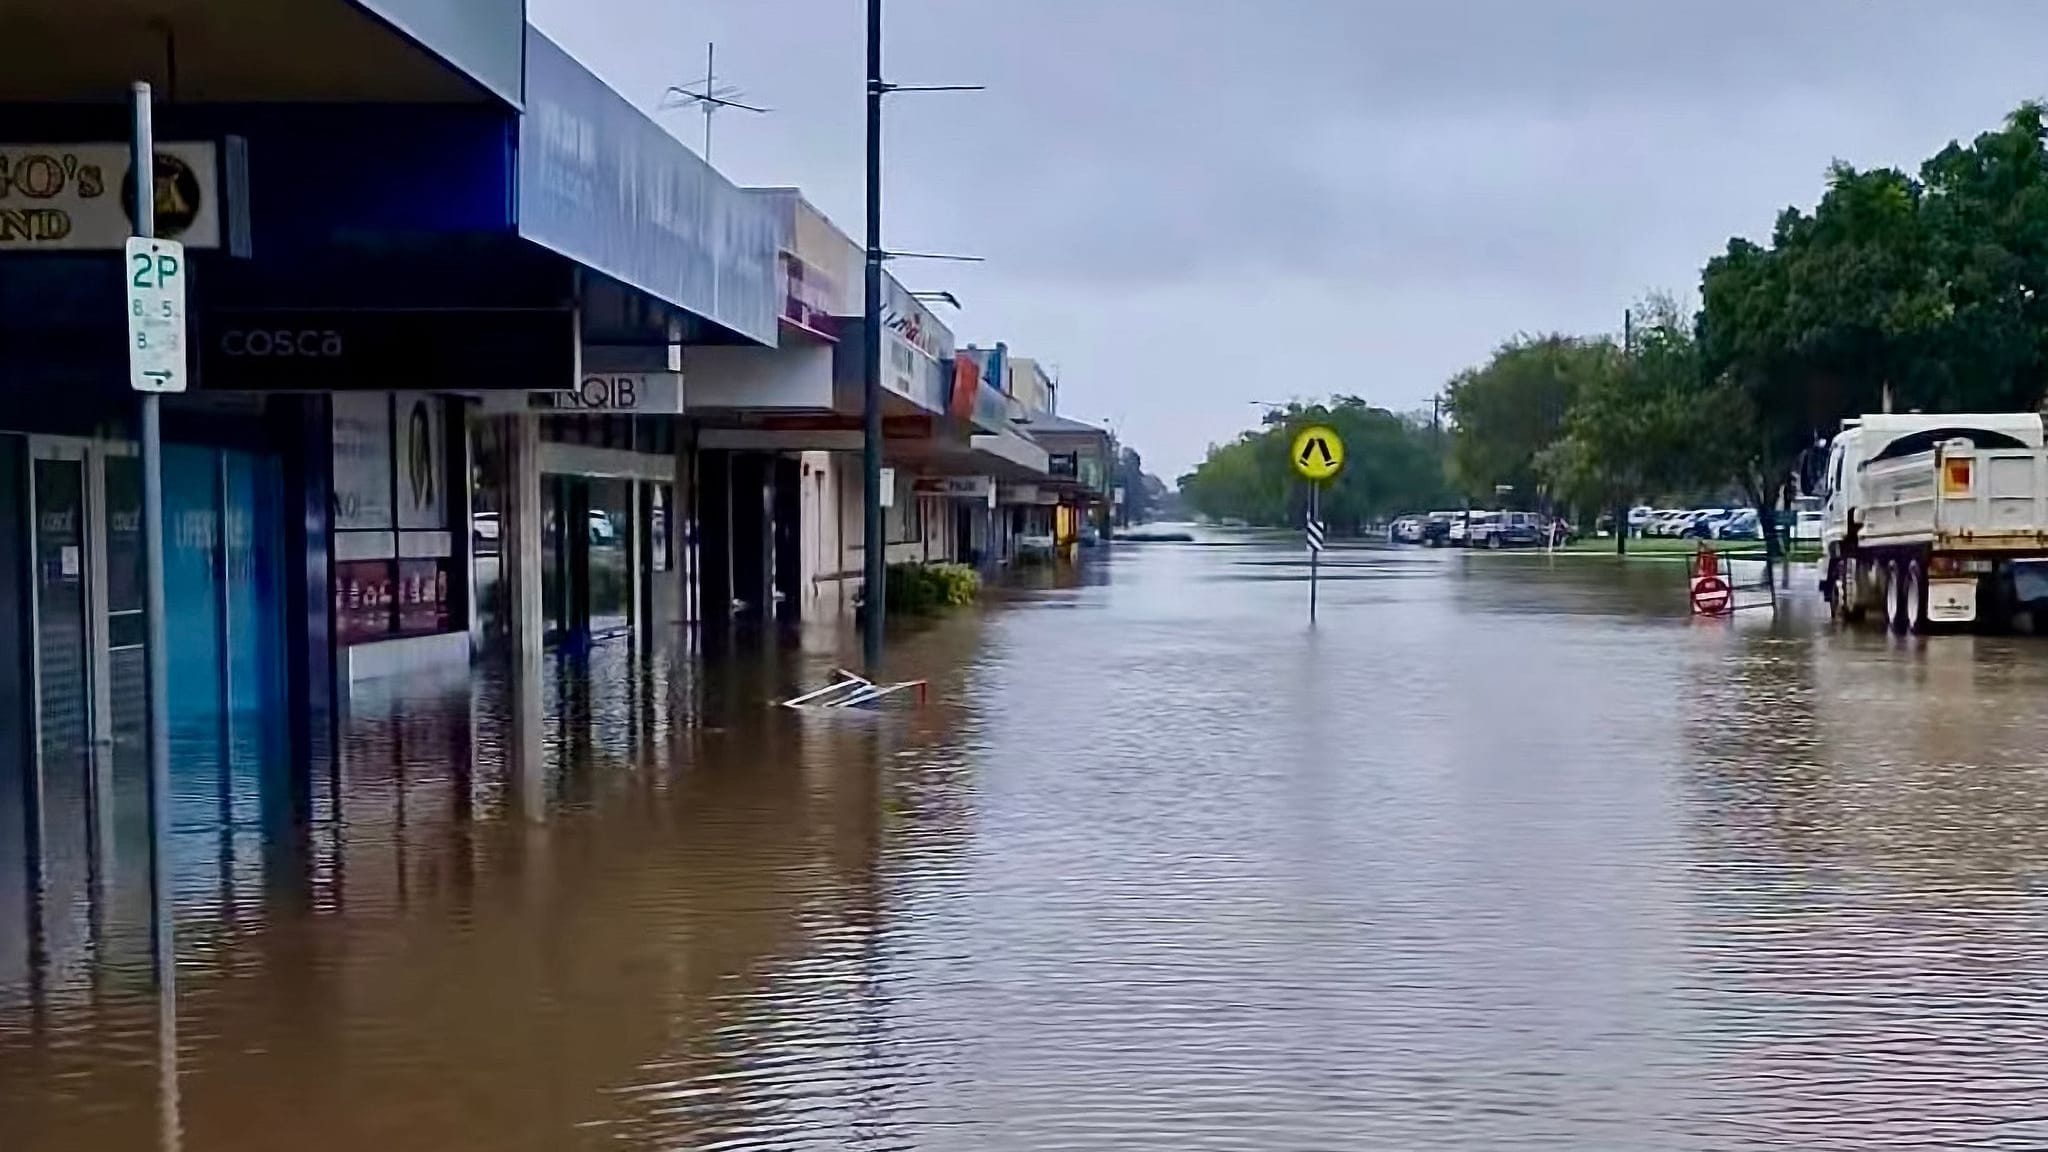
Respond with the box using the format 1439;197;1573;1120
1299;437;1334;468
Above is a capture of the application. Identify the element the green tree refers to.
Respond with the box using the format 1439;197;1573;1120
1443;335;1605;506
1178;397;1454;529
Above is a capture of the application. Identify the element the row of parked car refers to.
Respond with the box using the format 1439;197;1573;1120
1388;511;1566;549
1388;504;1825;548
1626;505;1822;542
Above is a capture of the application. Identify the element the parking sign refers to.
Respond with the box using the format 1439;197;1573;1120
125;236;187;392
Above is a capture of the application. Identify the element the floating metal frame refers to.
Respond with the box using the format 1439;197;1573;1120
782;669;929;710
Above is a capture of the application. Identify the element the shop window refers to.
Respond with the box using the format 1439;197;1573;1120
330;393;455;644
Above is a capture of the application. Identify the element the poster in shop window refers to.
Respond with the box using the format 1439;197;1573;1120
394;392;446;530
331;393;393;530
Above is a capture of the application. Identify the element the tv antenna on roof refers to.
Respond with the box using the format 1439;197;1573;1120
660;43;768;162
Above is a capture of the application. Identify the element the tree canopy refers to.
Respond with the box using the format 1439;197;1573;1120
1177;103;2048;548
1178;398;1452;528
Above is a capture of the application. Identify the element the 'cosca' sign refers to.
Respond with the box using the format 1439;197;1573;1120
198;308;576;391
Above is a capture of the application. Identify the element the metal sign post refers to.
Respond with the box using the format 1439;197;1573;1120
1290;424;1344;625
127;78;186;1152
127;81;177;991
1306;482;1324;622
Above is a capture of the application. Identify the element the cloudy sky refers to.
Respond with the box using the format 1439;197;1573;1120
530;0;2048;479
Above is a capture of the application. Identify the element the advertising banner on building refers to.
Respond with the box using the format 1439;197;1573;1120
881;277;954;412
951;345;1014;433
762;192;859;342
393;392;446;530
519;29;785;347
332;394;394;531
0;142;220;250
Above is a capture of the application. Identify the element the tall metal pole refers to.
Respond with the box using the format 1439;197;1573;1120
131;80;174;989
861;0;886;668
1617;306;1634;557
132;79;182;1152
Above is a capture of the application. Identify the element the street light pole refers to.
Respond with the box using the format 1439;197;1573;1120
862;0;886;669
859;2;980;669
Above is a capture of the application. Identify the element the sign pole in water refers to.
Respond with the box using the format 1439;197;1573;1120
1290;424;1345;624
127;79;180;993
127;78;185;1152
1306;483;1323;622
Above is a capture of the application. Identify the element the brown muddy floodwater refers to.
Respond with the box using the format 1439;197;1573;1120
9;532;2048;1150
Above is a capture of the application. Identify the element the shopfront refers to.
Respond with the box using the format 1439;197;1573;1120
330;391;469;682
0;400;295;983
469;405;681;653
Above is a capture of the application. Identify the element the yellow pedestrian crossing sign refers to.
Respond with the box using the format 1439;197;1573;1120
1290;425;1345;482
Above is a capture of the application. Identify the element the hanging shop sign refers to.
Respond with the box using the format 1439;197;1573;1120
536;372;684;413
475;372;686;414
1;142;221;250
914;476;996;504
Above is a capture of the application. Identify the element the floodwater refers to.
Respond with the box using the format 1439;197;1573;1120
9;532;2048;1150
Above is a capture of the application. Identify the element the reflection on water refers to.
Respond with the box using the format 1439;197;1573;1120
9;536;2048;1149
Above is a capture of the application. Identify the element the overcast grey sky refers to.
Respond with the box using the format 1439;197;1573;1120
530;0;2048;479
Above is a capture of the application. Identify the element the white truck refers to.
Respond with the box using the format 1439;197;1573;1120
1821;412;2048;632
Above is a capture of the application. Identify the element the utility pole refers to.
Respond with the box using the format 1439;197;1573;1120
861;0;981;669
862;0;886;669
1617;306;1634;557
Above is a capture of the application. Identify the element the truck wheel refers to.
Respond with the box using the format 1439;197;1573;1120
1905;557;1930;634
1832;554;1866;624
1888;559;1911;635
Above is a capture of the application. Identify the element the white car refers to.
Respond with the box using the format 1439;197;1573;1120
1792;509;1824;542
1459;511;1502;547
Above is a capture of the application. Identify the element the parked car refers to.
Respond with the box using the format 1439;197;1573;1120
1678;509;1730;539
1715;509;1761;540
1421;512;1456;547
1627;505;1655;534
1456;511;1502;547
1792;509;1823;542
1491;510;1545;548
1391;516;1426;544
1645;509;1688;537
